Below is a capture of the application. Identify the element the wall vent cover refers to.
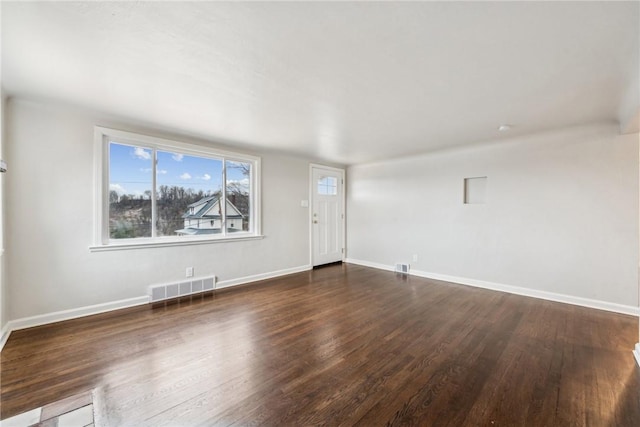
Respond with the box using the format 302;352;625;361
148;275;216;303
395;263;410;274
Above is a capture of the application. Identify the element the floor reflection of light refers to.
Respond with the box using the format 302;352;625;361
97;310;258;425
313;320;341;360
605;359;640;425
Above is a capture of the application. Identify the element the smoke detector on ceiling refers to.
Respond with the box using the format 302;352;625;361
498;124;512;132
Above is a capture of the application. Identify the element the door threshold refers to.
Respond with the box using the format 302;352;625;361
313;261;343;269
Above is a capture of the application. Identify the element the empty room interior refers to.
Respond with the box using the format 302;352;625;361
1;1;640;426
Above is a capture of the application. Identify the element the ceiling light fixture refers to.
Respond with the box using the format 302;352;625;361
498;124;512;132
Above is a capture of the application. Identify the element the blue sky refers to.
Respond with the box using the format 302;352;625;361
109;142;249;198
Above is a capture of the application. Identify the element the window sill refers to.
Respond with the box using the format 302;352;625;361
89;234;265;252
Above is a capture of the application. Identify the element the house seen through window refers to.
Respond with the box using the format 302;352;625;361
105;135;256;243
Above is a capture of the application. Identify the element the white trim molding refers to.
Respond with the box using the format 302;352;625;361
90;234;265;252
0;321;11;352
0;264;313;352
345;258;395;272
634;343;640;368
309;163;347;267
8;296;150;332
0;296;149;352
216;264;312;289
345;258;640;317
93;126;262;250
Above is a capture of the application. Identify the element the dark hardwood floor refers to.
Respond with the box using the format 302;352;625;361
1;264;639;426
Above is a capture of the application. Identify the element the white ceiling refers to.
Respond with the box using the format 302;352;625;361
2;1;638;165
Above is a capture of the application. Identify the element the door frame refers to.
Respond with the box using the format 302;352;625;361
309;163;346;267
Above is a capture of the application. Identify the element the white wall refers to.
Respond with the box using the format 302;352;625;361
5;98;315;320
0;91;7;337
4;97;637;326
347;123;639;308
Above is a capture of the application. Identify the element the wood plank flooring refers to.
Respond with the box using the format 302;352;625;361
1;264;639;426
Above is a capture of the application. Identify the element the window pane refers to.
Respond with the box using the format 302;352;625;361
156;151;223;237
326;176;338;195
109;142;152;239
317;176;337;196
226;160;251;232
318;177;327;195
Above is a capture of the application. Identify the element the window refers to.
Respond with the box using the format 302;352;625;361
94;127;261;249
317;176;338;195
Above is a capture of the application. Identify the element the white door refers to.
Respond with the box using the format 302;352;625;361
311;166;345;266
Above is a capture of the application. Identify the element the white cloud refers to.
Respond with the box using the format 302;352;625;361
172;153;184;162
180;172;192;180
140;168;167;175
140;168;167;174
201;173;211;181
109;183;127;195
227;178;250;186
133;147;151;160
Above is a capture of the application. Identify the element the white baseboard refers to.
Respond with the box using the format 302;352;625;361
345;258;640;317
345;258;395;273
216;264;312;289
0;264;313;352
634;343;640;368
0;295;148;352
8;295;150;332
2;260;635;353
0;321;11;352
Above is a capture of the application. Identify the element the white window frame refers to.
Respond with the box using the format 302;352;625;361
91;127;262;251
